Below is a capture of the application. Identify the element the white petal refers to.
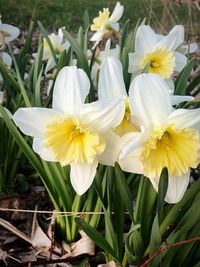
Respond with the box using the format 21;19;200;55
49;33;62;47
61;41;70;52
13;108;61;137
111;22;119;32
135;25;160;53
0;106;12;118
98;130;134;165
58;27;65;38
104;39;111;56
128;53;142;74
98;57;127;100
182;42;198;54
156;25;184;51
90;30;105;43
44;57;56;74
0;91;3;104
70;161;98;195
165;78;175;92
129;73;172;129
2;52;12;67
80;98;125;132
0;23;20;43
150;172;190;204
168;108;200;131
119;132;144;160
174;52;187;72
119;150;143;174
108;2;124;24
52;66;90;113
32;137;56;162
170;95;194;106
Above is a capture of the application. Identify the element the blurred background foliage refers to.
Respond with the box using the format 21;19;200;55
0;0;199;40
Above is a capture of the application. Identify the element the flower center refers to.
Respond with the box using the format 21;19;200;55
45;116;105;166
140;48;175;79
43;37;61;57
91;8;110;31
141;126;200;178
113;99;138;136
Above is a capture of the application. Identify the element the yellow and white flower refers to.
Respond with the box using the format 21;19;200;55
13;66;124;195
128;25;188;79
42;27;70;74
119;73;200;203
98;57;193;173
90;2;124;47
0;15;20;50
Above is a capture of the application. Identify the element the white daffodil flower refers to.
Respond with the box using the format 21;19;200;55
42;27;70;74
97;56;142;173
120;73;200;203
0;15;20;50
90;39;120;86
0;52;12;81
97;57;193;173
90;2;124;48
0;91;3;104
128;25;188;79
13;66;124;195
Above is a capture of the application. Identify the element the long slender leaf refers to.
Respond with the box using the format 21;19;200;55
75;216;119;262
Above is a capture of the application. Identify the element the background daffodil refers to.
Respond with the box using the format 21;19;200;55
128;25;189;79
90;2;124;48
41;27;70;74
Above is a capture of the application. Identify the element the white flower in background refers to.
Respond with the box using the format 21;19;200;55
13;66;124;195
97;57;193;173
90;2;124;47
128;25;189;79
120;73;200;203
0;15;20;50
90;39;120;86
0;52;12;81
42;27;70;74
0;91;3;104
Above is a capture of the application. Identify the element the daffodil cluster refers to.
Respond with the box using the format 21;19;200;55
11;3;199;205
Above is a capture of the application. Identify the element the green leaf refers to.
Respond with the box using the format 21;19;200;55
94;169;118;256
114;162;134;222
83;10;90;32
186;74;200;96
126;226;143;265
157;167;168;223
149;214;162;255
34;67;43;107
38;21;57;64
8;46;32;107
75;216;119;262
77;26;84;49
120;20;130;53
63;29;90;77
120;47;131;91
175;59;195;95
160;177;200;236
17;21;35;77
